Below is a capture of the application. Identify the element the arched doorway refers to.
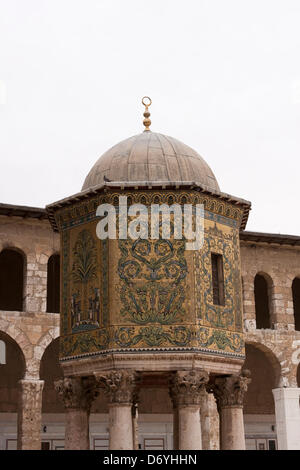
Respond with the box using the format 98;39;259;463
0;331;26;450
243;343;280;450
39;337;64;450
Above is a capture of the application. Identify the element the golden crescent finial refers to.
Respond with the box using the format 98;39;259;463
142;96;152;132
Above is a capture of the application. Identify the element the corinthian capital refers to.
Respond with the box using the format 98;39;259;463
212;370;251;409
96;370;138;405
169;370;209;406
55;376;98;411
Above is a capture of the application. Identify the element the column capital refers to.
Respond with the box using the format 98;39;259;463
95;369;139;405
169;370;209;407
212;370;251;409
55;376;98;412
19;379;44;396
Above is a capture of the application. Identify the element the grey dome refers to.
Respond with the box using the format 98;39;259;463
82;132;220;192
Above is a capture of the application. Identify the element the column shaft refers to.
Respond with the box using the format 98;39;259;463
109;404;133;450
272;387;300;450
132;403;139;450
200;390;219;450
17;379;44;450
220;406;245;450
172;407;179;450
178;405;202;450
65;408;90;450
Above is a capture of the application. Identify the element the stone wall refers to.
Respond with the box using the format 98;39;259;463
0;215;60;314
241;240;300;387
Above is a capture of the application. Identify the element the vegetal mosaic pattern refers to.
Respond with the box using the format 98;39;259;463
118;237;188;325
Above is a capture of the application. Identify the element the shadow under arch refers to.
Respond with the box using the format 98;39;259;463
245;340;281;386
39;337;64;413
243;341;281;416
0;330;26;412
243;342;281;415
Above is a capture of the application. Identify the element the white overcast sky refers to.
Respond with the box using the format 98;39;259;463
0;0;299;235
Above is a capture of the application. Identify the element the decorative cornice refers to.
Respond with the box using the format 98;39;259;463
95;369;139;405
211;370;251;409
169;370;209;406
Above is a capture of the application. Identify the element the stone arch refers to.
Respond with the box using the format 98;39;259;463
0;330;26;412
35;326;60;356
297;363;300;388
243;341;281;415
0;247;26;311
32;326;60;374
0;319;31;358
244;340;282;387
254;271;274;329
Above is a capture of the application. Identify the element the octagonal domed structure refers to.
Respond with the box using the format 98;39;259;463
82;132;220;192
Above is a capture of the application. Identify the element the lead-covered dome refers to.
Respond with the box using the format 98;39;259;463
82;131;220;192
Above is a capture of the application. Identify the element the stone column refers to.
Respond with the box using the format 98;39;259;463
17;379;44;450
200;389;220;450
132;393;139;450
212;370;251;450
272;387;300;450
55;376;98;450
169;370;209;450
97;370;138;450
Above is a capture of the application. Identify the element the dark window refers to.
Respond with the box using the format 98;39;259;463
0;249;24;311
211;253;225;306
254;274;271;329
292;278;300;331
268;440;276;451
46;254;60;313
41;442;50;450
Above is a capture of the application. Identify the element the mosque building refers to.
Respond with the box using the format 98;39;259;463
0;98;299;450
